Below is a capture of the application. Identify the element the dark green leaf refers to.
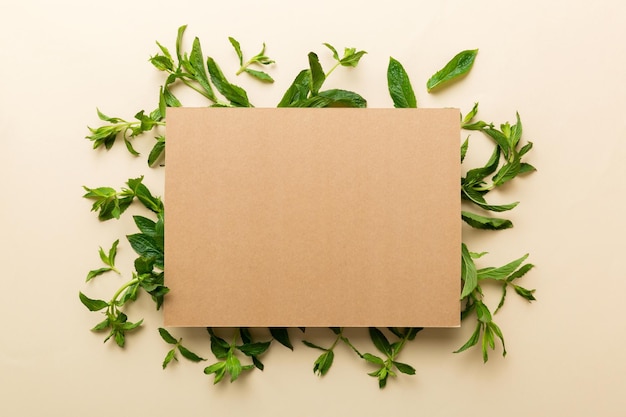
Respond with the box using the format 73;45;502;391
178;345;206;362
368;328;391;357
238;341;271;357
124;137;141;156
506;263;535;282
302;340;326;351
79;292;109;311
462;211;513;230
252;355;264;371
460;243;478;299
295;89;366;108
163;87;182;107
269;327;293;350
483;128;511;159
427;49;478;92
114;330;125;347
475;301;492;323
387;57;417;108
519;162;536;175
158;327;178;345
392;361;416;375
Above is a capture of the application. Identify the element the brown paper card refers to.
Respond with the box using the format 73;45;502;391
164;108;460;327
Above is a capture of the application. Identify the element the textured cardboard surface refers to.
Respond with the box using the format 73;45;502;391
164;108;460;327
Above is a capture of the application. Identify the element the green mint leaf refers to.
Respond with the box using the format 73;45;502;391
226;354;243;382
302;340;327;351
244;68;274;83
206;56;251;106
464;146;501;186
162;348;177;369
269;327;293;350
519;162;537;175
204;361;226;380
387;57;417;108
251;356;264;371
454;322;482;354
79;292;109;311
91;318;111;331
362;353;384;365
483;128;511;159
295;89;367;108
148;136;166;167
228;36;243;66
460;243;478;299
368;328;392;357
492;156;521;187
86;267;113;282
313;350;334;376
126;233;164;269
462;102;480;125
475;301;493;324
323;43;340;61
339;48;367;67
482;323;495;362
114;330;125;347
277;69;311;107
427;49;478;92
133;216;156;237
392;361;416;375
519;141;533;157
308;52;325;95
178;344;206;362
513;285;537;301
189;38;217;102
488;321;507;358
107;239;119;266
175;25;187;63
461;185;519;212
149;54;174;72
477;254;529;281
158;327;178;345
238;341;271;357
461;211;513;230
461;136;469;162
208;330;230;359
506;263;535;282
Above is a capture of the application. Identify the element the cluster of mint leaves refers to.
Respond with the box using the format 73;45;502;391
79;25;536;388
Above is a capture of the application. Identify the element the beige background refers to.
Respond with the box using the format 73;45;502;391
1;0;625;415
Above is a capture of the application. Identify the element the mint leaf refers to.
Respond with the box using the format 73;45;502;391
387;57;417;108
427;49;478;92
